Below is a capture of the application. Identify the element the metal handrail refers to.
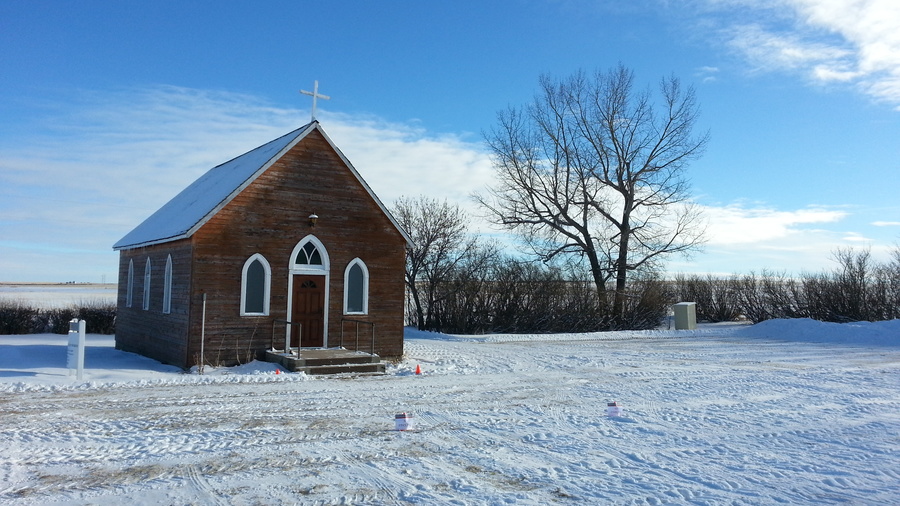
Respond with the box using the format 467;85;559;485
271;319;301;357
339;318;375;355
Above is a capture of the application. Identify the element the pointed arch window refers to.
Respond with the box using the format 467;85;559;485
163;255;173;314
241;254;271;316
290;235;329;274
296;241;323;265
343;258;369;315
126;259;134;308
142;258;151;311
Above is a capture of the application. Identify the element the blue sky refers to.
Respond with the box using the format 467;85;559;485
2;0;899;283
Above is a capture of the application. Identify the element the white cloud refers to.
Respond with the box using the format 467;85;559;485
842;231;872;242
0;86;494;281
728;23;853;72
701;203;847;245
872;220;900;226
663;202;856;274
0;85;889;281
812;64;861;82
707;0;900;106
695;66;721;82
322;114;494;209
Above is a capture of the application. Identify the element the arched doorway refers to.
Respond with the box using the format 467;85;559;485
287;235;329;348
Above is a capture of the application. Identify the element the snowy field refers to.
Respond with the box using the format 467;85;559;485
0;283;117;308
1;319;899;505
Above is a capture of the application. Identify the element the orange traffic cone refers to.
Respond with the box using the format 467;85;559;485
275;369;281;375
415;364;422;375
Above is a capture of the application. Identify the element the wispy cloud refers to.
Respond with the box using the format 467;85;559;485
324;115;494;208
0;86;493;281
0;85;887;281
704;0;900;107
695;65;721;82
665;202;860;274
842;232;872;242
701;203;847;245
728;23;854;73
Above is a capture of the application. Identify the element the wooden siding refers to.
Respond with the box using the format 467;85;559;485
115;240;193;366
186;129;405;366
115;129;407;369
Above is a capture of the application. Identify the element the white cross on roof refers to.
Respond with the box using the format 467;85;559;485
300;80;330;121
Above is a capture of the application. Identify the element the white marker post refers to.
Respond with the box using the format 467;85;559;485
67;318;86;381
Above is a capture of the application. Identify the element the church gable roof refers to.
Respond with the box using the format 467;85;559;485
113;122;411;250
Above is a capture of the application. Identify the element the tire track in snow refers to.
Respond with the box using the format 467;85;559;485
3;336;899;504
185;463;228;506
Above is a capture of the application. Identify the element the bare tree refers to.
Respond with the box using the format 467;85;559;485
392;196;494;330
891;245;900;318
476;64;708;320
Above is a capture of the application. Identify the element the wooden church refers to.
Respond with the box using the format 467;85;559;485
113;121;410;369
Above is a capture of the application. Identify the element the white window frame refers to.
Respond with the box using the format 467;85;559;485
163;255;173;314
126;259;134;308
343;258;369;315
241;253;271;316
289;235;330;275
142;258;151;311
287;235;331;346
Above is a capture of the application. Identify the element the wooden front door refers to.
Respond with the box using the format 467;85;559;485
291;275;325;347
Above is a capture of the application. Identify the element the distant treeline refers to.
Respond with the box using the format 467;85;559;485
408;247;900;334
672;248;900;324
2;248;897;336
0;299;116;335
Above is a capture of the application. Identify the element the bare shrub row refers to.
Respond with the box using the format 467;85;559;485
409;246;899;334
407;256;673;334
0;299;116;335
672;248;900;323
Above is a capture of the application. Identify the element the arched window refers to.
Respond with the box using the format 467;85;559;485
343;258;369;315
296;241;323;265
163;255;173;314
126;259;134;308
241;254;271;316
142;258;151;310
290;235;329;273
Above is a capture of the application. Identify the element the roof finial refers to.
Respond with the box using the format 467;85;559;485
300;80;330;122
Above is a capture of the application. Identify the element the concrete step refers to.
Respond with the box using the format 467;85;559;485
305;362;386;375
264;348;385;375
296;349;381;366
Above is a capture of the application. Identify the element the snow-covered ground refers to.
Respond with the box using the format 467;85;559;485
0;283;117;308
1;319;898;504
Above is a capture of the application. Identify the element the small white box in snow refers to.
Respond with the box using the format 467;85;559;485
394;413;413;431
607;401;622;417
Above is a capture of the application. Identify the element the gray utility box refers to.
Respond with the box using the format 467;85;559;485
673;302;697;330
